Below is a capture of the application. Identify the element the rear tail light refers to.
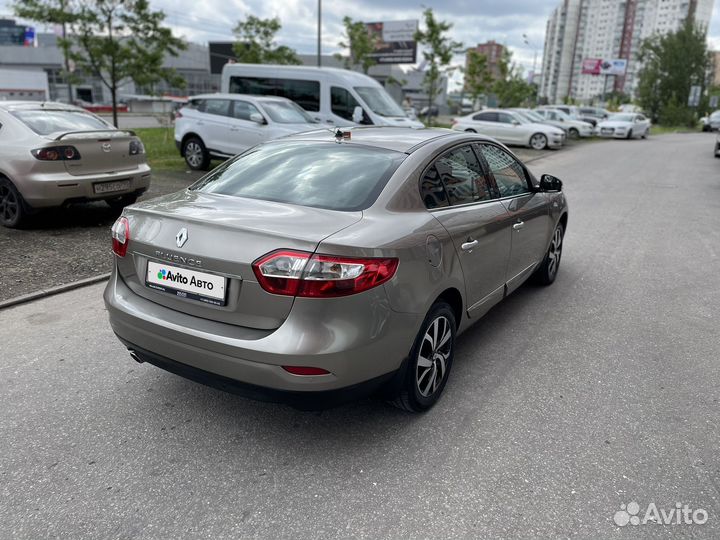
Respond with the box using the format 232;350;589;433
31;145;81;161
282;366;331;376
129;139;145;155
111;217;130;257
252;250;398;298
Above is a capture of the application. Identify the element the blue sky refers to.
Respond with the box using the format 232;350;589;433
2;0;719;78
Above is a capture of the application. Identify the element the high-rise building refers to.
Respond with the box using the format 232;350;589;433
465;40;507;84
539;0;715;104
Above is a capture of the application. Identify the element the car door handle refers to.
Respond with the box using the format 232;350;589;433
513;221;525;231
461;239;478;251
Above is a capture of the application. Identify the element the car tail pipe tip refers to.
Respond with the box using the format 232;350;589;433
128;349;144;364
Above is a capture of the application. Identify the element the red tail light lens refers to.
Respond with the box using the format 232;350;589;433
282;366;331;376
31;145;81;161
111;217;130;257
252;250;399;298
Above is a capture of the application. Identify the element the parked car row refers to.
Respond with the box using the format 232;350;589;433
450;105;652;150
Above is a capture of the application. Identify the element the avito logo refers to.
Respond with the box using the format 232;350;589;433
157;268;214;291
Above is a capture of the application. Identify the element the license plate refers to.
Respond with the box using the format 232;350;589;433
94;180;131;194
146;261;227;306
601;129;613;134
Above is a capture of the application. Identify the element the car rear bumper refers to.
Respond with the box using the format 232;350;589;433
18;163;152;208
103;268;422;398
121;340;404;409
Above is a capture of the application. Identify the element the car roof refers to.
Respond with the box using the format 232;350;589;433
221;63;381;87
280;127;481;154
0;101;86;113
186;93;294;104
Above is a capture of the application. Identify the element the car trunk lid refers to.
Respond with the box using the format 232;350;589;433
56;131;142;176
116;190;362;330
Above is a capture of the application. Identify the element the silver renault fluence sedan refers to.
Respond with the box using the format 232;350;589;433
0;101;151;228
105;127;568;412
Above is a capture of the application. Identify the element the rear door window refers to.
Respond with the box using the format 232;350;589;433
191;142;405;211
203;99;231;117
420;145;494;208
475;112;498;122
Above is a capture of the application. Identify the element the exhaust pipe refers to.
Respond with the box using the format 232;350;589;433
128;349;144;364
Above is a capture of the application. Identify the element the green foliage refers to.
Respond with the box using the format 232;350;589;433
66;0;185;126
636;17;711;125
492;50;536;108
464;50;492;104
336;16;378;74
232;15;301;66
414;8;463;125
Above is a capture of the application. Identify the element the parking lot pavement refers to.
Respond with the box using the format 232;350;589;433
0;170;204;302
1;132;718;538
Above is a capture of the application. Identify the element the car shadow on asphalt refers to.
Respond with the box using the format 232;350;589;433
130;280;554;447
18;202;123;231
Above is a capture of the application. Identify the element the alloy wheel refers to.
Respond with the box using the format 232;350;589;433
530;134;547;150
416;315;452;397
185;142;203;168
0;184;18;224
548;226;563;278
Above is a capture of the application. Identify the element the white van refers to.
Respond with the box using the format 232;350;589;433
221;64;424;129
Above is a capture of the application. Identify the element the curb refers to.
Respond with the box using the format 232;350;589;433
0;273;111;311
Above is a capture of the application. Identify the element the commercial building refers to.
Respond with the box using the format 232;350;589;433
539;0;715;103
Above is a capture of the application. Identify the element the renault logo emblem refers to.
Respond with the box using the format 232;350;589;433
102;142;112;152
176;227;188;248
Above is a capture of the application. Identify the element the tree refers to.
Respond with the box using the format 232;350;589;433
13;0;80;103
636;17;711;125
232;15;301;65
492;50;536;107
68;0;186;126
335;16;378;74
464;49;493;106
414;8;463;125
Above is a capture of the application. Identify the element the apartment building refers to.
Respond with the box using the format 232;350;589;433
540;0;715;103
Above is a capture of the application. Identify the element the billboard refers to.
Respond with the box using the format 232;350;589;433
365;20;418;64
582;58;627;76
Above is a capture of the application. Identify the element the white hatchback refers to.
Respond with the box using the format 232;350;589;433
174;93;320;170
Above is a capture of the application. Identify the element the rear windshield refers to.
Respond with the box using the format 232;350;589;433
191;141;405;211
11;109;110;135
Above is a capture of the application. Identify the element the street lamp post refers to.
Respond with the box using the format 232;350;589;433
317;0;322;67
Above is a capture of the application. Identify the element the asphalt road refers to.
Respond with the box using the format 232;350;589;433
1;133;719;539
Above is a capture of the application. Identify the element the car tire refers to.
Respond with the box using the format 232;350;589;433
390;301;457;413
465;129;477;133
0;176;29;229
641;129;648;139
626;129;633;140
533;221;565;286
530;133;548;150
182;137;211;171
569;128;579;139
106;194;139;210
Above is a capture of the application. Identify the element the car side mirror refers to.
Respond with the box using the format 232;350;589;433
559;117;565;122
352;106;364;124
249;112;265;124
540;174;563;192
512;119;520;125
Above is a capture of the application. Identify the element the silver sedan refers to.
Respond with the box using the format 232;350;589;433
0;101;151;228
105;127;568;412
